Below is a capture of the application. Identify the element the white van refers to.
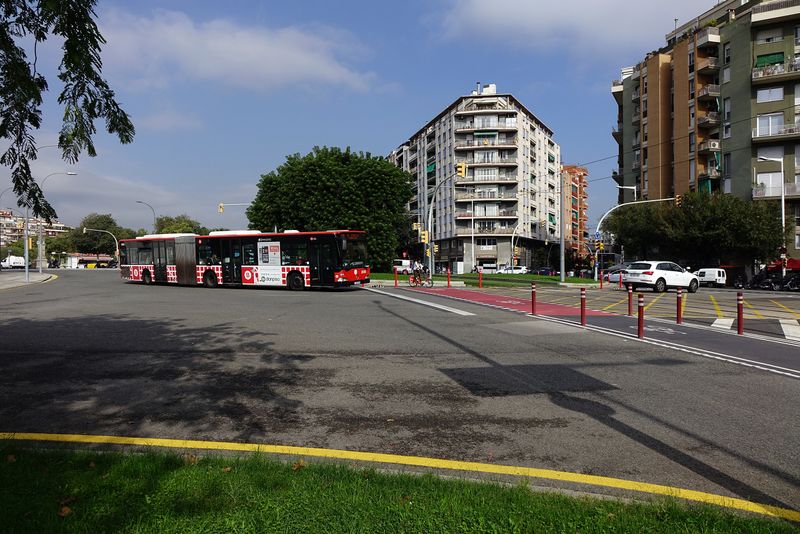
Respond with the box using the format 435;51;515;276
1;255;25;269
696;268;726;288
392;259;413;275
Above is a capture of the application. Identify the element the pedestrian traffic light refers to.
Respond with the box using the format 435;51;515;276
433;243;439;253
420;230;429;243
456;162;467;177
514;246;520;256
218;202;225;213
675;194;683;207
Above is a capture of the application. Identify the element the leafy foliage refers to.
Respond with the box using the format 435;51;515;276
606;192;785;266
0;0;134;220
247;147;414;270
156;214;209;235
70;213;136;255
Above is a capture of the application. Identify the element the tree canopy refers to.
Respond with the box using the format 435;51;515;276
0;0;134;220
247;147;414;270
605;192;785;267
70;213;136;255
156;214;208;235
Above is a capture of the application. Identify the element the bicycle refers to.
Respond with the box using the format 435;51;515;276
408;273;434;288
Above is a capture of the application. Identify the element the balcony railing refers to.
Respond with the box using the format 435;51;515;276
697;57;720;72
455;191;517;200
698;168;721;179
697;112;720;127
454;121;518;130
697;84;721;98
696;26;720;48
454;138;517;148
455;209;518;218
752;60;800;80
458;156;518;165
455;227;515;236
753;0;800;15
753;183;800;198
752;123;800;138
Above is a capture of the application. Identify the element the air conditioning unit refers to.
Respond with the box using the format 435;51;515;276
707;140;720;149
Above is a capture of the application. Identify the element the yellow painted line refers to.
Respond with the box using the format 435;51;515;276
742;300;764;319
0;273;58;290
770;300;800;319
603;297;629;311
682;293;688;316
1;432;797;522
708;295;724;318
643;292;666;312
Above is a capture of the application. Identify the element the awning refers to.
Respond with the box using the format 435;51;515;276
755;52;784;67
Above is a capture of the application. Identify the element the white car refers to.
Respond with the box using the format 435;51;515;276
622;261;699;293
695;268;726;288
603;269;625;283
498;265;529;274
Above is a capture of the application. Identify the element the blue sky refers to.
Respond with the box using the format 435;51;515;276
1;0;710;232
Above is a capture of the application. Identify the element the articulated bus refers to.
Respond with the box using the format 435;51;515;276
119;230;370;290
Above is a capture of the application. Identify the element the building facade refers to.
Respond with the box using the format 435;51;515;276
561;165;590;259
0;209;70;252
613;0;800;259
390;84;563;273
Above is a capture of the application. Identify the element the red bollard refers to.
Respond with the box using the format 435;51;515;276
447;268;451;288
580;288;587;325
627;285;633;316
676;287;683;324
599;270;604;289
737;292;744;335
618;273;623;289
478;270;483;288
637;293;645;338
531;282;537;315
394;267;398;288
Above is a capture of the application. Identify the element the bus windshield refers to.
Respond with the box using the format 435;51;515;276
339;234;368;269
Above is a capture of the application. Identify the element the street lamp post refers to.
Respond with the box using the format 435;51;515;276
83;227;120;268
37;171;77;273
757;155;787;278
136;200;157;233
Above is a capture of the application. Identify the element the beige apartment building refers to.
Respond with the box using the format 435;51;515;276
390;83;574;273
561;165;590;259
613;0;800;259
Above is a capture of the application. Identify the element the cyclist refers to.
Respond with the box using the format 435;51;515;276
412;260;423;285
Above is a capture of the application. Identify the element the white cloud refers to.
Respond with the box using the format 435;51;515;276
100;9;374;92
437;0;718;59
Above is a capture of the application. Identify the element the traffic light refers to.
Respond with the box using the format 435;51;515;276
425;248;431;257
675;194;683;207
218;202;225;213
433;243;439;253
456;162;467;177
412;222;420;231
420;230;429;243
514;246;520;256
599;242;605;251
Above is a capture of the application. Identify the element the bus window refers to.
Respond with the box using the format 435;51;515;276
120;245;129;265
198;242;221;265
166;242;175;264
339;234;367;268
138;247;153;265
282;239;309;266
243;243;257;265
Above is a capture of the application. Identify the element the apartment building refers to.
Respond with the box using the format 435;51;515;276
0;209;70;250
389;83;563;273
561;165;590;259
613;0;800;258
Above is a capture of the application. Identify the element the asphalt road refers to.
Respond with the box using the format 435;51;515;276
1;270;798;510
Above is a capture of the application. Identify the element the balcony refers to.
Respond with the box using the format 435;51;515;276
697;84;721;100
698;168;721;180
458;156;518;167
752;123;800;142
612;127;622;142
697;140;721;153
752;60;800;83
752;0;800;25
632;113;641;124
631;90;640;101
632;159;641;170
697;112;720;128
454;138;517;149
455;227;516;236
454;174;518;185
454;121;518;132
697;57;720;74
455;191;517;201
696;26;720;48
455;209;518;219
752;183;800;199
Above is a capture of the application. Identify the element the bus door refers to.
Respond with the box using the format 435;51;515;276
153;240;168;282
309;238;336;287
222;238;243;284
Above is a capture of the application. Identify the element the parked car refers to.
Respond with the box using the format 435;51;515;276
695;268;727;288
603;269;626;283
498;265;529;274
392;259;413;275
0;255;25;269
535;267;557;276
622;261;699;293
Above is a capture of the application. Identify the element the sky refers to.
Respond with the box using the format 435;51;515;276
0;0;715;233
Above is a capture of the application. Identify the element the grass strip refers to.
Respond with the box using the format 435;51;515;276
0;448;794;533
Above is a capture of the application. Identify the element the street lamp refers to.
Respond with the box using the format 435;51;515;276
757;155;787;278
83;227;120;268
136;200;157;233
37;171;77;273
615;185;638;202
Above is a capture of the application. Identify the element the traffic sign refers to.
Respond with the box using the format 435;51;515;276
594;231;601;239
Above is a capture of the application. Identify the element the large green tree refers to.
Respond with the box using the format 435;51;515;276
247;147;414;270
606;192;785;266
156;214;208;235
70;213;135;255
1;0;134;220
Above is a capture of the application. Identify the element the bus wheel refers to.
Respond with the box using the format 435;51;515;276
142;270;152;285
203;271;218;288
287;272;304;291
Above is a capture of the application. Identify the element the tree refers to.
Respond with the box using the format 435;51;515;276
606;192;784;266
247;147;414;270
1;1;134;220
156;214;208;235
69;213;134;255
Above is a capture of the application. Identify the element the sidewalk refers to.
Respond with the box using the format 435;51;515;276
0;270;53;290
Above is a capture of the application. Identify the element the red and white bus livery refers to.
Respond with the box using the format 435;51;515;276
120;230;370;290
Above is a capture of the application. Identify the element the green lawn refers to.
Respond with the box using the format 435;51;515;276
0;448;794;533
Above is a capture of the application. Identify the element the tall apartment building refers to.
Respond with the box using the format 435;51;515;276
389;83;563;273
561;165;590;259
0;209;70;250
613;0;800;258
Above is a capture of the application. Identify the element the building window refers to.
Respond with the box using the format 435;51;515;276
689;160;696;183
723;153;732;179
722;67;731;84
688;51;695;72
796;26;800;46
689;79;695;100
723;123;731;139
689;132;695;153
689;106;695;129
759;145;784;160
756;112;784;136
757;87;784;103
723;42;731;64
723;98;731;121
755;28;783;44
756;52;785;67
